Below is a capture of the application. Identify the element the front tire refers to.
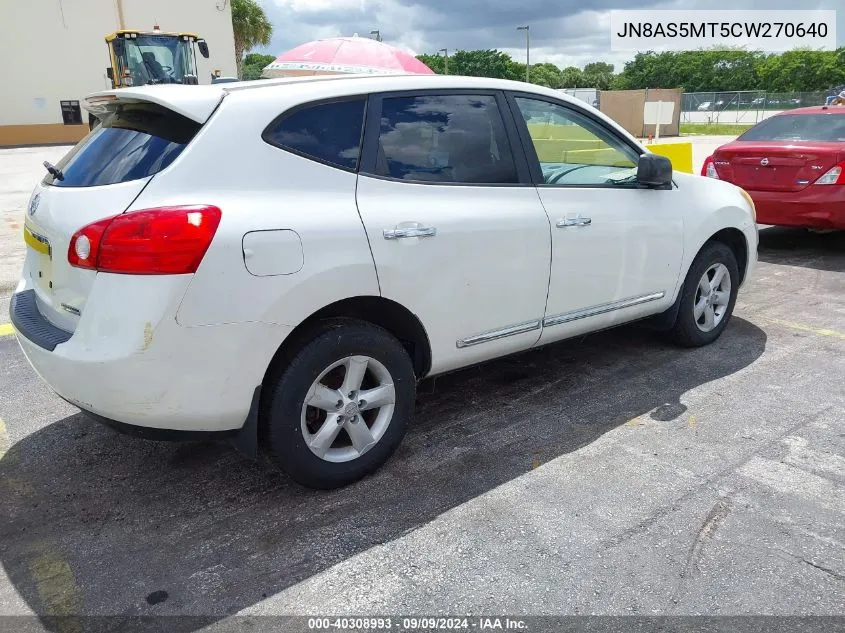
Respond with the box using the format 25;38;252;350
667;241;739;347
264;319;416;489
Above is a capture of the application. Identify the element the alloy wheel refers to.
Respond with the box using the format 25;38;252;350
694;262;732;333
300;355;396;463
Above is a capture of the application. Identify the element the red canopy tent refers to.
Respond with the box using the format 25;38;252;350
262;35;434;78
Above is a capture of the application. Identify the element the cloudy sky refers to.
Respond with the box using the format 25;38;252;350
255;0;843;72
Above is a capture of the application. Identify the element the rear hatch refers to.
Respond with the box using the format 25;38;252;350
22;91;218;332
712;112;845;193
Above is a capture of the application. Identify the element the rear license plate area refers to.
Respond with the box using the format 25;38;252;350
24;226;54;295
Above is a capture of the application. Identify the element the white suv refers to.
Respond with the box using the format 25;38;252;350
11;75;758;489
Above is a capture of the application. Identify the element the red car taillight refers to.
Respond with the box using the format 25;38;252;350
702;155;720;179
814;161;845;185
68;205;222;275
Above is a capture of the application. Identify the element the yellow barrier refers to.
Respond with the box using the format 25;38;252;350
526;123;694;174
646;142;694;174
562;147;633;167
527;123;600;142
532;139;619;163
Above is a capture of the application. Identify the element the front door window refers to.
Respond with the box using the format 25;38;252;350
514;97;639;186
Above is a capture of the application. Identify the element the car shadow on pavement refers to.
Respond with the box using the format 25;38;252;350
0;318;766;631
757;226;845;272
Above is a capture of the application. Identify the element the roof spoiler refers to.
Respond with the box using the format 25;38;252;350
83;87;226;123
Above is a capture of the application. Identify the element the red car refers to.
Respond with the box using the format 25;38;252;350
701;106;845;230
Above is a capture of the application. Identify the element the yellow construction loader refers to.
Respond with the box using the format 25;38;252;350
90;25;211;128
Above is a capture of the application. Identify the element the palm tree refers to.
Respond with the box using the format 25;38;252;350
231;0;273;79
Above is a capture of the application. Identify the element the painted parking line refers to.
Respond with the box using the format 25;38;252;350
761;317;845;341
0;416;8;459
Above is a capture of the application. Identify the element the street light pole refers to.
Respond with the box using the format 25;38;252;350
517;25;530;82
439;48;448;75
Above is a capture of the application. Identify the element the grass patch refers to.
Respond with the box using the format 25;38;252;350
680;122;753;136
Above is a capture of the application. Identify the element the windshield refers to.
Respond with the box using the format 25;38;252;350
119;35;194;85
738;114;845;142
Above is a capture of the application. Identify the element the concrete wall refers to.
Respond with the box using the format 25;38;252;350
0;0;236;144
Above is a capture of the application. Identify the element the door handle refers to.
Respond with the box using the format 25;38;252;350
383;227;437;240
556;216;592;228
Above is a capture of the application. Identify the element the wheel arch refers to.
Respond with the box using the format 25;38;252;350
651;224;750;332
704;226;749;285
261;295;433;389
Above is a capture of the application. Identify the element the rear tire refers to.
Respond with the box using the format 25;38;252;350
667;241;739;347
264;319;416;489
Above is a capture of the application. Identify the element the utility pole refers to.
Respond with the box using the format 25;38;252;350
439;48;448;75
517;25;530;82
370;30;381;42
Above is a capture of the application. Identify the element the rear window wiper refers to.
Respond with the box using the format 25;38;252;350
43;161;64;181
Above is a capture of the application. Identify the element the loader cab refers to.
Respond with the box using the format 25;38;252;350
105;28;210;89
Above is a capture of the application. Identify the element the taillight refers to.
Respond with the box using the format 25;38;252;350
814;161;845;185
702;155;720;179
68;205;222;275
67;215;115;270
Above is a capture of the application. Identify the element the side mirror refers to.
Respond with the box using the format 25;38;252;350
637;153;673;188
106;67;114;80
197;40;209;58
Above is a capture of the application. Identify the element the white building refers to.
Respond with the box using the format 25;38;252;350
557;88;598;107
0;0;237;147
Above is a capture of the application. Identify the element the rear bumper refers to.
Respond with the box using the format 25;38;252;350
9;290;72;352
748;185;845;229
11;274;289;433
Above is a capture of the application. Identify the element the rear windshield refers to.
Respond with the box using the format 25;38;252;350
738;114;845;142
45;102;201;187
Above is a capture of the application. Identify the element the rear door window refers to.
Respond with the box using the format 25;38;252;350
46;102;201;188
263;98;366;171
370;93;519;184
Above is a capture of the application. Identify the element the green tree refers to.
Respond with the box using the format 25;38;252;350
758;49;845;92
583;62;614;75
528;62;562;88
558;66;584;88
452;49;523;79
242;53;276;80
581;62;615;90
416;53;445;74
417;49;523;80
231;0;273;79
615;48;844;92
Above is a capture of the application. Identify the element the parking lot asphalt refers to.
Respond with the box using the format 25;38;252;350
0;227;843;630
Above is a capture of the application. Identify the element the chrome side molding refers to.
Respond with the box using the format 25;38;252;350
543;292;665;328
455;292;666;348
456;319;541;348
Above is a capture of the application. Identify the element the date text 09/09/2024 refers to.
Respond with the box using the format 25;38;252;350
308;617;529;631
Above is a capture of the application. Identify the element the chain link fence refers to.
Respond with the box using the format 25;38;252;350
681;91;828;124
